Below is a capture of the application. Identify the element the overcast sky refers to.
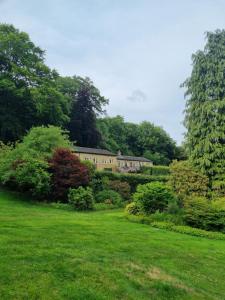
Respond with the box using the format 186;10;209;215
1;0;225;144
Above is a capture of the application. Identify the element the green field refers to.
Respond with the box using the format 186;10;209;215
0;190;225;300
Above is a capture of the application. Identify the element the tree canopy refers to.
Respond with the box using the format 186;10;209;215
183;29;225;190
97;116;181;165
0;24;69;142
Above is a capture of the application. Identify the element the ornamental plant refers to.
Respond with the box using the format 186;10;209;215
49;148;90;201
133;182;177;214
68;187;94;211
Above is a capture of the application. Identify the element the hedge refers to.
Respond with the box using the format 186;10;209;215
94;171;169;192
140;165;170;176
125;214;225;240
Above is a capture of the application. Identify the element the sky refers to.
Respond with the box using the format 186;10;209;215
1;0;225;144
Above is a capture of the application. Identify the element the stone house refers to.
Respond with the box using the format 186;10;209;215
74;146;153;172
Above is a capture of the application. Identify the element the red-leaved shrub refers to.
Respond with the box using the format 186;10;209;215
49;148;90;201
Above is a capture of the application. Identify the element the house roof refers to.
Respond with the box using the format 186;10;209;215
117;155;152;163
74;146;116;156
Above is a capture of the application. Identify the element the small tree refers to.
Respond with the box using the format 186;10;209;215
49;148;90;201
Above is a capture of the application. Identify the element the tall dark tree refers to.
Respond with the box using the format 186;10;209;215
183;30;225;191
59;76;108;147
0;24;69;142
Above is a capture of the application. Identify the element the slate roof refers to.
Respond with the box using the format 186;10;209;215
117;155;152;163
74;146;116;156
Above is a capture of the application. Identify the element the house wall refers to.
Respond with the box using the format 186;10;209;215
118;160;153;173
76;152;117;171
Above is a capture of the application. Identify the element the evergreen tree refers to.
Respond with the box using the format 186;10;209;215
66;77;108;147
183;30;225;191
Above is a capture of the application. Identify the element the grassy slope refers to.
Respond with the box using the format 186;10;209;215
0;190;225;300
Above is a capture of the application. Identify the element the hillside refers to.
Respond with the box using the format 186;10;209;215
0;190;225;300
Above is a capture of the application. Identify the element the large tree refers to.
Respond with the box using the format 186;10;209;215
0;24;69;142
58;76;108;147
97;116;179;165
183;30;225;190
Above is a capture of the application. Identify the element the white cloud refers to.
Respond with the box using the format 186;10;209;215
0;0;225;144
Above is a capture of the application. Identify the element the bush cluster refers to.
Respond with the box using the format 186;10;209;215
184;197;225;232
108;180;131;200
94;171;168;192
68;187;94;211
95;189;122;206
168;160;209;200
133;182;177;214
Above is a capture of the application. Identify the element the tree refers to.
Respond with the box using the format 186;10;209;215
0;24;69;142
58;76;108;147
183;30;225;190
97;116;179;165
49;148;90;201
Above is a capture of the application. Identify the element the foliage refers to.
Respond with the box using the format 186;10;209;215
126;215;225;240
60;76;108;147
97;116;181;165
169;160;209;201
0;24;69;142
68;187;94;211
11;158;51;198
94;171;168;192
140;165;170;176
182;30;225;190
108;180;131;200
125;202;141;215
81;159;96;179
184;197;225;232
133;182;177;214
95;189;122;206
17;126;72;159
49;148;90;201
211;198;225;211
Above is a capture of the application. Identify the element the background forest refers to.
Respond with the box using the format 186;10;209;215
0;24;184;165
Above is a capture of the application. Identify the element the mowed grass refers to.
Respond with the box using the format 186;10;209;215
0;190;225;300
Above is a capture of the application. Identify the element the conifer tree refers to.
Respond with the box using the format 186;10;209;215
183;30;225;192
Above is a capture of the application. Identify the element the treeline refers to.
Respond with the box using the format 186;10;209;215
0;24;183;165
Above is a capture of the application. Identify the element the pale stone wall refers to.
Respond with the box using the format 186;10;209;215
75;151;153;172
76;152;117;171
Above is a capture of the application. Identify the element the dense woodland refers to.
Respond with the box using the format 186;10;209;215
0;24;183;165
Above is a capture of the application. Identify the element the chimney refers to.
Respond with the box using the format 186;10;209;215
117;150;121;156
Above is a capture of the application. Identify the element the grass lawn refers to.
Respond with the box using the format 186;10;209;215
0;190;225;300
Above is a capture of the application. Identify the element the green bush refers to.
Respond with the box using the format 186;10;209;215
95;189;122;206
94;171;168;192
125;215;225;240
81;160;96;179
0;126;72;199
140;166;170;176
184;197;225;232
133;182;177;214
169;160;209;201
108;180;131;200
125;202;141;215
68;187;94;211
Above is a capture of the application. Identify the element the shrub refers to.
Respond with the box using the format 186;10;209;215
211;198;225;211
108;180;131;200
81;160;96;179
133;182;177;214
13;158;51;198
169;160;209;201
94;171;168;192
19;126;72;159
68;187;94;211
49;148;90;201
184;197;225;232
125;202;141;215
125;216;225;240
95;189;122;206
